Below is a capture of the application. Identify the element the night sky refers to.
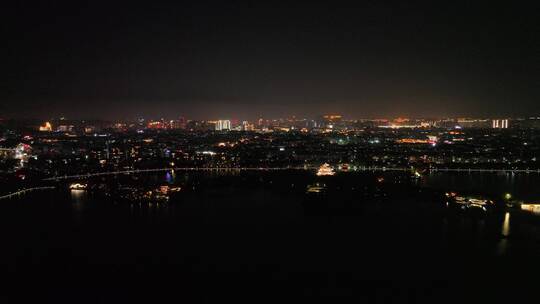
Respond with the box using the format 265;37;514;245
2;1;539;120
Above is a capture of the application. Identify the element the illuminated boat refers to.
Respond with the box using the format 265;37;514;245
306;183;327;194
521;203;540;215
69;183;87;190
316;163;335;176
445;193;495;214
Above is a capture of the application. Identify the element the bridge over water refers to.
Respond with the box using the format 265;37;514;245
3;167;539;199
0;187;56;200
41;166;540;181
43;167;311;181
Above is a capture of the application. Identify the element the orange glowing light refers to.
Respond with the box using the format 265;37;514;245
39;122;52;132
396;138;430;144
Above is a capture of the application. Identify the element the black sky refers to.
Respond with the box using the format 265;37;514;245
1;1;539;120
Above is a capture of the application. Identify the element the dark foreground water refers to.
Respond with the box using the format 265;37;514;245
2;171;540;303
422;171;540;200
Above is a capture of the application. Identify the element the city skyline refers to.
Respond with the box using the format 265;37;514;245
3;1;540;301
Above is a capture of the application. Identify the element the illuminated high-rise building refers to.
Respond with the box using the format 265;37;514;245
323;114;343;122
215;120;231;131
316;114;343;128
457;118;490;128
242;120;254;131
492;119;509;129
170;117;187;129
57;125;74;132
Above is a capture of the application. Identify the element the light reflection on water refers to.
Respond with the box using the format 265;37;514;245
497;212;511;255
502;212;511;237
422;172;540;201
497;238;508;256
165;171;175;184
70;189;87;222
6;171;540;260
70;189;86;208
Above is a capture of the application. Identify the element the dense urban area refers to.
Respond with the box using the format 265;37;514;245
2;115;540;180
2;115;540;209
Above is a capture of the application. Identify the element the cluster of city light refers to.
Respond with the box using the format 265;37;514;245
379;124;424;129
316;163;335;176
521;204;540;215
69;183;87;190
396;138;431;144
215;120;231;131
31;114;535;138
445;192;493;211
39;122;52;132
492;119;509;129
198;151;216;156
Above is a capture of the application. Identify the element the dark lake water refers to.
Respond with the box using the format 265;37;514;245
1;171;540;302
422;171;540;201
